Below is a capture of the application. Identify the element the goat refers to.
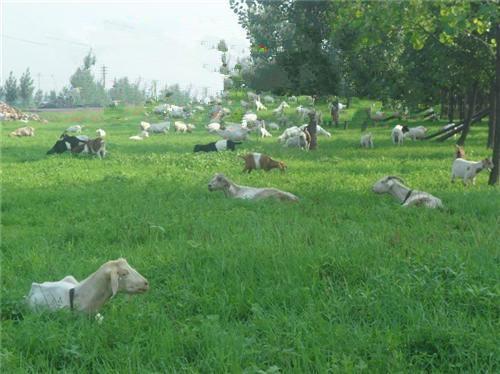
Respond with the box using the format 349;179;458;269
451;157;493;185
296;105;312;119
267;122;280;131
216;126;250;142
360;133;374;148
262;95;275;104
129;131;149;141
10;126;35;137
299;123;331;137
26;258;148;313
147;122;170;134
174;121;188;133
272;101;290;115
47;135;87;154
284;132;309;150
72;137;106;159
278;126;302;143
372;176;443;208
404;126;427;140
259;127;272;138
208;173;298;202
96;128;106;137
193;140;241;153
391;124;409;145
206;122;221;133
255;97;267;111
65;125;83;133
247;92;258;101
140;121;151;131
240;153;286;173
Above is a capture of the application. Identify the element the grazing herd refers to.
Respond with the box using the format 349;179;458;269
4;95;494;319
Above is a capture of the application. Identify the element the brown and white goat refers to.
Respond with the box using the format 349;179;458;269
240;153;287;173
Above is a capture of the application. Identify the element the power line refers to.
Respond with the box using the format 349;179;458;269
45;35;91;48
1;34;48;46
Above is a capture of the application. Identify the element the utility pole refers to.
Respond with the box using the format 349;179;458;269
37;73;41;91
101;65;108;88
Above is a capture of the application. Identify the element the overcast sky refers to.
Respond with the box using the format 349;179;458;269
1;0;250;97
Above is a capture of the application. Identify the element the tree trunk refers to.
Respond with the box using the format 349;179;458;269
457;82;479;146
307;111;318;150
487;82;496;149
488;23;500;185
440;88;447;119
458;93;466;122
448;89;455;123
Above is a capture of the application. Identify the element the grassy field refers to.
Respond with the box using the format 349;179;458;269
1;97;499;372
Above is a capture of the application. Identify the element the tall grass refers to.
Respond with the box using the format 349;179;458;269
1;101;498;372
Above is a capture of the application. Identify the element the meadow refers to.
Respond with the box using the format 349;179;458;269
1;97;499;372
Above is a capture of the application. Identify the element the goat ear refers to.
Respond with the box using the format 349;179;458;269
109;269;119;297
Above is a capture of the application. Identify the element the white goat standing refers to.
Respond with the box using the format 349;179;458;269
255;96;267;111
404;126;427;140
26;258;149;313
451;158;494;185
372;176;443;208
391;125;408;145
360;133;374;148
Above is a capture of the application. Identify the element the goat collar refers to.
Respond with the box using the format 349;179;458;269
69;288;75;311
401;189;413;205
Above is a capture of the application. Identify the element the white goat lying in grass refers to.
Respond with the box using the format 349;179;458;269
451;157;493;185
372;176;443;208
27;258;149;313
208;173;299;202
129;131;149;141
206;122;221;133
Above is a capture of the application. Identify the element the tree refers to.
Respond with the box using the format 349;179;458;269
0;85;5;101
5;71;18;104
19;68;35;107
70;50;109;106
33;89;44;107
109;77;145;105
231;0;339;95
488;22;500;185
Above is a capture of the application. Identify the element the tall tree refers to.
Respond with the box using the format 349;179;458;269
33;89;44;107
231;0;339;95
4;72;18;105
70;50;109;106
19;68;35;106
488;22;500;185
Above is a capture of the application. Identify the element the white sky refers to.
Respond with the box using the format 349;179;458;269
1;0;250;98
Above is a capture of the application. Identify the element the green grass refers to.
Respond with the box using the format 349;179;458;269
1;100;499;372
